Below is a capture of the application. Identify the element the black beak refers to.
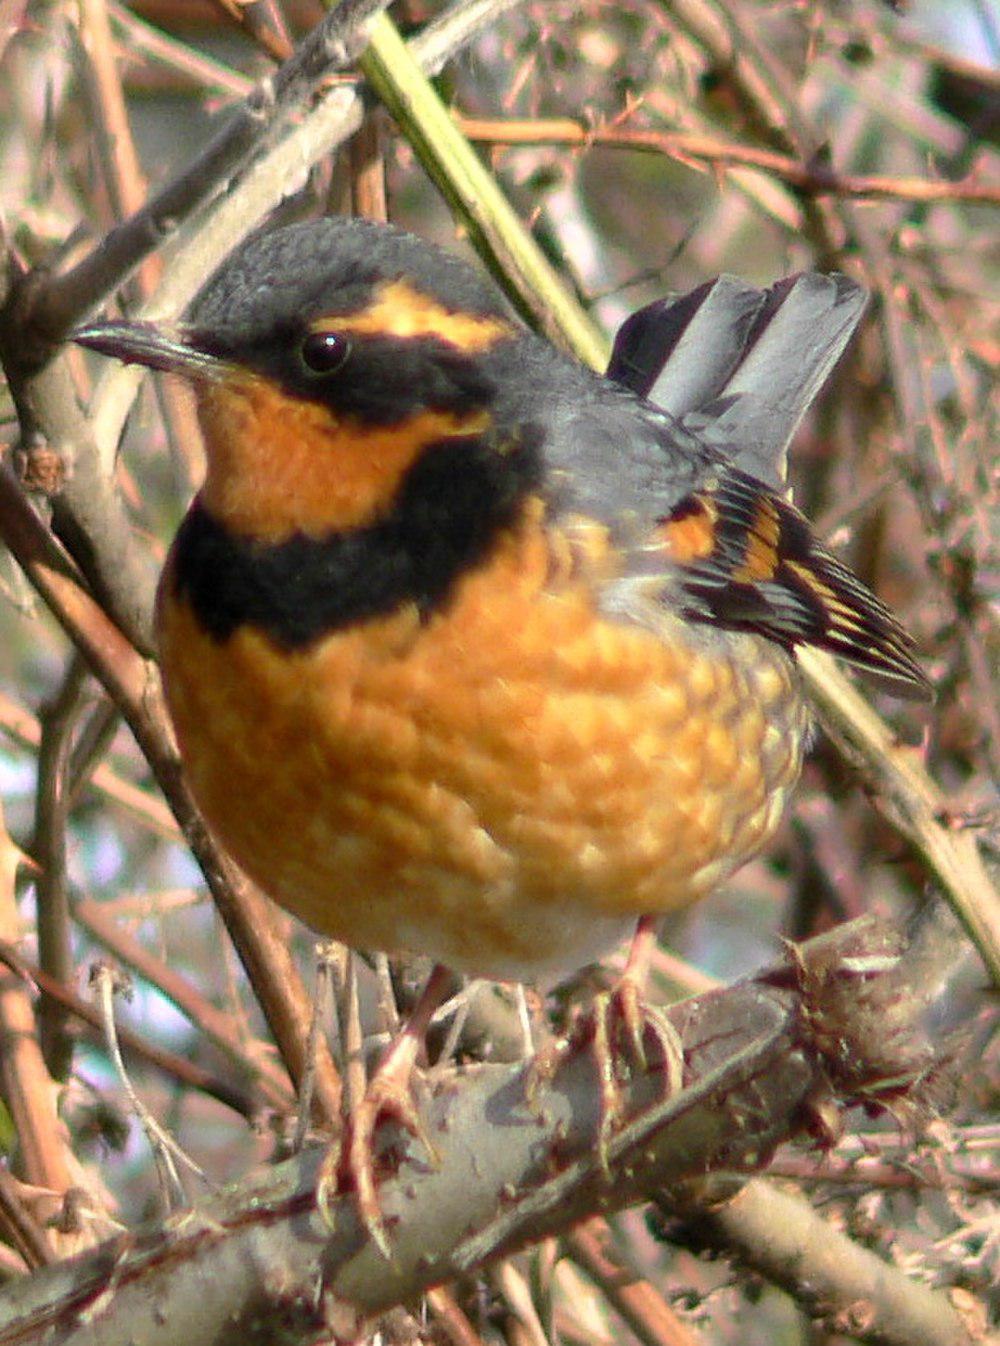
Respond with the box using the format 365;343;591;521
72;320;231;380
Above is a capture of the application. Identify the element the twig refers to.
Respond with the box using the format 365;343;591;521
0;688;180;840
565;1218;704;1346
798;647;1000;987
107;1;253;98
292;942;339;1152
75;0;156;295
425;1287;490;1346
491;1259;554;1346
32;652;89;1080
349;114;388;221
209;0;293;62
74;897;295;1114
0;936;259;1120
454;117;1000;205
91;962;209;1208
28;0;394;340
0;1169;54;1272
660;1177;972;1346
0;807;71;1239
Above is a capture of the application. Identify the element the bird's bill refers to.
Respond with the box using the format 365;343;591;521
72;320;230;380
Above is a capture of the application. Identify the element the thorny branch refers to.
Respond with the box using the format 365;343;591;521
0;920;973;1346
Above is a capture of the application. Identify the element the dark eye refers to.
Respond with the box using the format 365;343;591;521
299;331;350;375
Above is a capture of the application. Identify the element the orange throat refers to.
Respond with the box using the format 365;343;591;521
195;373;491;541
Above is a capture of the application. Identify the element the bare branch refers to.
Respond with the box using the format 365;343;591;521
456;118;1000;205
0;919;969;1346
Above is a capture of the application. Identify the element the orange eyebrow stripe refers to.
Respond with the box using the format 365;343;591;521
312;279;514;352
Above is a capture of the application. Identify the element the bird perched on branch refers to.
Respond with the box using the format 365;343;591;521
75;216;930;1252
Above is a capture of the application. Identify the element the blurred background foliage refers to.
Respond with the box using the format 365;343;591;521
0;0;996;1339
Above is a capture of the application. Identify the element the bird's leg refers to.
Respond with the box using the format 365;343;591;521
527;916;683;1175
322;961;451;1257
590;915;683;1170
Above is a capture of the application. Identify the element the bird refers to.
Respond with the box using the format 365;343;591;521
73;215;930;1250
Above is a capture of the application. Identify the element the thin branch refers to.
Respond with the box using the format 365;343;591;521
0;688;180;841
565;1219;704;1346
75;897;295;1114
0;937;259;1121
27;0;393;340
661;1177;971;1346
209;0;293;62
75;0;155;287
425;1287;491;1346
107;2;253;98
455;117;1000;205
32;652;89;1080
0;1169;54;1272
0;810;72;1242
798;647;1000;987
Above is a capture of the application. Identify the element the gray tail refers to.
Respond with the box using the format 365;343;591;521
606;272;867;487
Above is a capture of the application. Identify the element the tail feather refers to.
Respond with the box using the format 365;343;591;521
608;272;867;487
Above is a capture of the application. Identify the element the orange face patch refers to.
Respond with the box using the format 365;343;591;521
312;279;514;353
196;372;492;541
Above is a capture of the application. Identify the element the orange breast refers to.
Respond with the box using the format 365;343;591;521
156;512;807;982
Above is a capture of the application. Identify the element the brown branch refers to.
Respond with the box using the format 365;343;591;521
0;919;970;1346
0;689;180;841
75;0;157;296
767;1145;997;1196
0;807;70;1250
0;937;258;1122
455;117;1000;205
74;0;205;496
74;897;295;1114
349;115;388;221
565;1219;704;1346
654;0;842;264
107;3;254;97
661;1177;971;1346
0;460;342;1125
799;648;1000;987
0;1169;54;1272
32;654;89;1079
209;0;294;62
425;1288;490;1346
25;0;393;341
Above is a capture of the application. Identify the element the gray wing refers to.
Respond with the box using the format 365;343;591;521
535;273;930;700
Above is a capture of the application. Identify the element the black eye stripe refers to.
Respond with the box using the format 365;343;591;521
300;331;350;374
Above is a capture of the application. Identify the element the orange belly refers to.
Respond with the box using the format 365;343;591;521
157;517;807;981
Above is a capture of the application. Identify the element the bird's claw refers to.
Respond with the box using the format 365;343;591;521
527;976;684;1177
317;1035;439;1258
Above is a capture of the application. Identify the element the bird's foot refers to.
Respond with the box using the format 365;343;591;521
317;963;451;1257
587;975;684;1173
527;965;683;1175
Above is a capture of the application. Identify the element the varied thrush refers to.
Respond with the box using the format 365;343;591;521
74;216;930;1247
